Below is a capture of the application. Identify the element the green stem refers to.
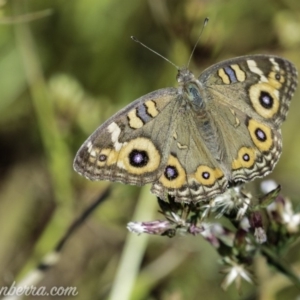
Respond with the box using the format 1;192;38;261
261;245;300;289
13;1;73;209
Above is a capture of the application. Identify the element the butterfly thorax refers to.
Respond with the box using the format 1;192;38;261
177;68;205;110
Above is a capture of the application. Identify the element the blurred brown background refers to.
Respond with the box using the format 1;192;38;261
0;0;300;299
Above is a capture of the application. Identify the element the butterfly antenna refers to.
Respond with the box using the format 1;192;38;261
131;36;179;70
187;17;209;68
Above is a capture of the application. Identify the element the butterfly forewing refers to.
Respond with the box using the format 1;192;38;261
74;88;179;185
199;55;298;127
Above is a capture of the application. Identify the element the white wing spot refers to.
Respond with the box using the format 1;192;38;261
90;150;96;157
107;122;124;151
247;60;268;83
269;58;280;72
87;141;93;153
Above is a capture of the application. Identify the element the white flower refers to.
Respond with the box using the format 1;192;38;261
260;179;278;193
211;187;250;220
267;197;300;233
127;221;171;235
254;227;267;244
127;222;147;234
281;200;300;233
221;257;253;290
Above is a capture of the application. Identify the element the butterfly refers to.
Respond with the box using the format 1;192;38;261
73;53;297;202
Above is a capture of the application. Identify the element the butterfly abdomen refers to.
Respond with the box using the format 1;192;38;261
186;105;226;166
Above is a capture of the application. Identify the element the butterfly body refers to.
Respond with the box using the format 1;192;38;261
74;55;297;202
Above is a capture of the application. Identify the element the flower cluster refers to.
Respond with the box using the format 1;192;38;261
127;180;300;290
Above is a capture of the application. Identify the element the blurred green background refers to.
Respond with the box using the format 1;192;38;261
0;0;300;299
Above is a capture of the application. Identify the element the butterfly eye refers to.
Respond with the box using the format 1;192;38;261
99;154;107;162
232;147;256;171
255;128;267;142
176;72;183;83
243;153;250;162
259;91;273;109
202;172;210;179
158;155;186;189
129;150;149;167
248;83;279;119
164;166;179;180
193;165;223;186
247;119;273;152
